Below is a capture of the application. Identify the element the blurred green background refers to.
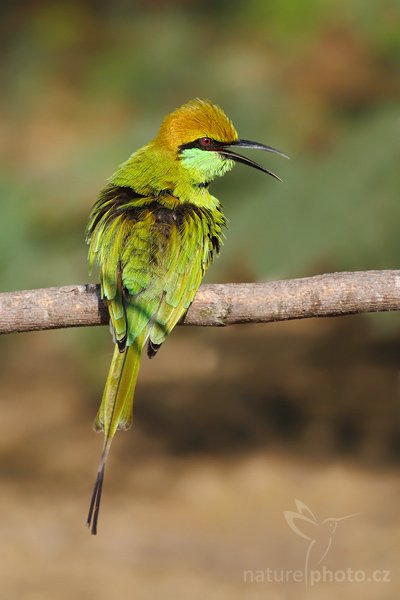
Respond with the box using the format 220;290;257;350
1;1;400;599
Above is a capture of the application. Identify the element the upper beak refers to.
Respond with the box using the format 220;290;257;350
218;139;289;181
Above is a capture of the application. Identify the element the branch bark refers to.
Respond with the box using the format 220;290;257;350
1;270;400;336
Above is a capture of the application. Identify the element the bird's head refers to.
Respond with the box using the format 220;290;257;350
155;98;288;187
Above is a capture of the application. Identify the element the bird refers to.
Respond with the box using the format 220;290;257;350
85;98;288;534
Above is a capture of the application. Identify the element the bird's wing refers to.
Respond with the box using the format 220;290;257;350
146;209;207;350
90;209;164;349
122;203;222;351
87;190;223;352
87;187;162;348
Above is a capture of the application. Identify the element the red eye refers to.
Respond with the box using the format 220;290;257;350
200;137;212;147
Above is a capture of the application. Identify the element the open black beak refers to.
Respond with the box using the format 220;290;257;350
218;139;289;182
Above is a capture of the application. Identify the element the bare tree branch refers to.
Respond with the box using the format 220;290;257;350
1;270;400;336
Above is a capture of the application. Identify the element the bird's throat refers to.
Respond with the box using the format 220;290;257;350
180;147;235;183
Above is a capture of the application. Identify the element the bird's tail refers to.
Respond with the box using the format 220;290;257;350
87;334;145;535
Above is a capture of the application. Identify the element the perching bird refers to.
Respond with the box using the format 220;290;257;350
85;98;287;534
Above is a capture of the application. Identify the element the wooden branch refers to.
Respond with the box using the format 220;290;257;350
1;271;400;336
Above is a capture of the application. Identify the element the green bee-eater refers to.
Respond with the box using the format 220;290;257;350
86;98;287;534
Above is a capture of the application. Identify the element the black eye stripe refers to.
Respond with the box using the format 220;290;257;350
179;138;225;152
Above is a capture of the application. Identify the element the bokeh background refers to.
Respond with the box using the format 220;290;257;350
1;1;400;598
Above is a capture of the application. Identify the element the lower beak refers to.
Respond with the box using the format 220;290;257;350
218;139;289;181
